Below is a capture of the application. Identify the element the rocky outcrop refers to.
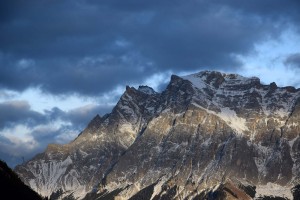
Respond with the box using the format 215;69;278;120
15;84;160;199
16;71;300;199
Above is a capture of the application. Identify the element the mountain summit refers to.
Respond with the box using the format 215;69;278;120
15;71;300;199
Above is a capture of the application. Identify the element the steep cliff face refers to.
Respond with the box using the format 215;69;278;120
16;71;300;199
15;85;160;199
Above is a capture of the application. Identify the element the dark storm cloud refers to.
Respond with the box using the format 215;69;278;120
0;0;300;96
0;97;109;134
0;98;111;133
217;0;300;22
0;53;153;95
0;144;25;168
66;104;112;127
284;53;300;69
45;104;112;129
0;100;45;129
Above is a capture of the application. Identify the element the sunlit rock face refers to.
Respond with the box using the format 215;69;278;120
16;71;300;199
15;84;161;199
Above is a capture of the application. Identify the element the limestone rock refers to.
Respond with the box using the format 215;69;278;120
15;71;300;200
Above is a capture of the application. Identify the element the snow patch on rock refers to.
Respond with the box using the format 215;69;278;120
255;182;293;199
192;103;248;134
218;107;248;134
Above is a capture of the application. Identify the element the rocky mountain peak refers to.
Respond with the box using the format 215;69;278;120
269;82;278;90
86;114;102;131
182;70;261;90
138;85;157;95
15;70;300;200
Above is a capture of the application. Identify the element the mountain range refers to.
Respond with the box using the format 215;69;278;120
15;71;300;199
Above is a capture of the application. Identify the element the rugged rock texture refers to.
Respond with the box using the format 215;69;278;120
15;71;300;199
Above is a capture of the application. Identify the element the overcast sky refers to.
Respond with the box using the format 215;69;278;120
1;0;300;167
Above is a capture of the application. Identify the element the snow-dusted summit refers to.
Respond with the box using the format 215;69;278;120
138;85;157;95
16;71;300;200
